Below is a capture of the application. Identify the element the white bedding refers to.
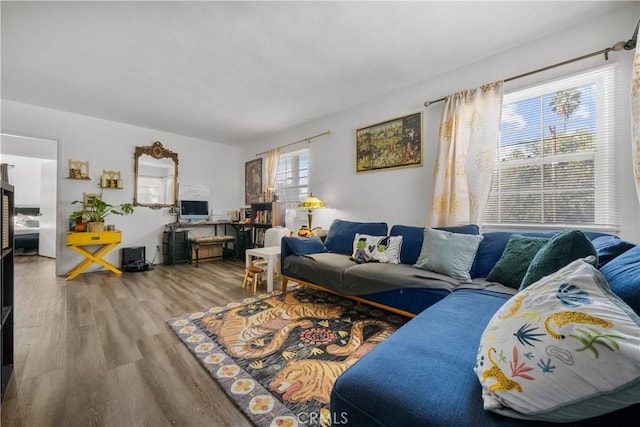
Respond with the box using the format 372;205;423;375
14;214;40;235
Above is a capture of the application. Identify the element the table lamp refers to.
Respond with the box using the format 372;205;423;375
297;193;325;229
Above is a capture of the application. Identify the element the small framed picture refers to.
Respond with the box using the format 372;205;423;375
245;158;262;205
70;168;82;179
68;159;90;179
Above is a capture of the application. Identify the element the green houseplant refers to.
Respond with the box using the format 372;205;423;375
70;195;134;232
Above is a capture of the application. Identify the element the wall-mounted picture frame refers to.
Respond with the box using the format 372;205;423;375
245;158;262;205
355;111;423;173
68;159;91;179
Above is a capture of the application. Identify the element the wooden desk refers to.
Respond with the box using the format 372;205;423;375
65;231;122;280
171;221;269;260
176;221;253;260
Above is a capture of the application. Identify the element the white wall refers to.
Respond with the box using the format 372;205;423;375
240;4;640;243
1;101;242;275
1;133;57;159
39;160;57;258
0;154;46;207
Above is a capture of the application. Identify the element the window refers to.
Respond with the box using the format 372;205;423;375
484;66;618;231
137;175;174;204
275;148;309;210
136;176;161;204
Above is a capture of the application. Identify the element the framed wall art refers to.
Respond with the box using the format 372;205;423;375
68;159;91;180
355;111;423;173
245;158;262;204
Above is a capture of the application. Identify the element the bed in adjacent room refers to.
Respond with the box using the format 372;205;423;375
14;207;40;255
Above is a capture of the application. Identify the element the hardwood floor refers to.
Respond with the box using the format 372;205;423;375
1;255;266;427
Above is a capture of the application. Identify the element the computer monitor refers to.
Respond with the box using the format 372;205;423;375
179;200;209;222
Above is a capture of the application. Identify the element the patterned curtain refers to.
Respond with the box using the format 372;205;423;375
632;42;640;203
428;81;504;227
265;147;281;194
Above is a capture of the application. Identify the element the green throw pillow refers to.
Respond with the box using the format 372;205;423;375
413;227;483;283
519;229;597;290
486;234;549;289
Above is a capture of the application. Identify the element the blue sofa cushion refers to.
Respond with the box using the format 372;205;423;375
331;290;523;426
591;235;636;268
360;287;450;315
324;219;388;255
390;224;479;265
282;236;327;256
600;245;640;315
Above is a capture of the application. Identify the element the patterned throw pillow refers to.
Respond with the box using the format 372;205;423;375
474;257;640;422
351;234;402;264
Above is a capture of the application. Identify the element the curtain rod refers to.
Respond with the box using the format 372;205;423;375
423;41;628;108
255;130;331;156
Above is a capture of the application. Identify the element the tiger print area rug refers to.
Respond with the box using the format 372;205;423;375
168;286;409;427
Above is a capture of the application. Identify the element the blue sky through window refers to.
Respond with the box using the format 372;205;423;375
499;82;596;159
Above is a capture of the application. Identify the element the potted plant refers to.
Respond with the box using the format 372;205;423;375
70;195;134;232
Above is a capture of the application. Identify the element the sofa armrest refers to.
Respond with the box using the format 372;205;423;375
281;236;327;257
281;236;328;274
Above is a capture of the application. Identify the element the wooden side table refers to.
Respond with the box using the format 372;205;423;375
65;231;122;280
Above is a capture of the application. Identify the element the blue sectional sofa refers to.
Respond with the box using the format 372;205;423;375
280;219;640;425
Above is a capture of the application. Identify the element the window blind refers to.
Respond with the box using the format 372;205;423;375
484;65;619;231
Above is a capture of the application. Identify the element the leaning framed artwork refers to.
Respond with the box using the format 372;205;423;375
355;111;423;173
245;158;262;204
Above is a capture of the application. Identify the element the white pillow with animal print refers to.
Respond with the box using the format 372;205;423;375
473;257;640;422
351;234;402;264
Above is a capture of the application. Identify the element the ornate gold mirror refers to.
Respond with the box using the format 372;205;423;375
133;141;178;208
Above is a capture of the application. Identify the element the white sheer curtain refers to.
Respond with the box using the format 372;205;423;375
632;42;640;203
428;81;504;227
265;147;281;196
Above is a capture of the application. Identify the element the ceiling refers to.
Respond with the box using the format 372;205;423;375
1;1;629;145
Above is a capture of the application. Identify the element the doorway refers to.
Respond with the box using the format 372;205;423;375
0;133;58;259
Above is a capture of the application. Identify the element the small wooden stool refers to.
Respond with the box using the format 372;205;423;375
242;265;263;293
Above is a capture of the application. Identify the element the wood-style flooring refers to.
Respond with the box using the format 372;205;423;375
1;255;269;427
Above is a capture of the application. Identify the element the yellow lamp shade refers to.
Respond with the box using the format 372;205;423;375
297;193;325;229
297;194;325;210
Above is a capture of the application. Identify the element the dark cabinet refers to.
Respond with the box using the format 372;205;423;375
1;181;14;400
235;229;252;257
162;225;189;265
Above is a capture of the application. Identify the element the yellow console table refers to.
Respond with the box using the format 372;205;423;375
66;231;122;281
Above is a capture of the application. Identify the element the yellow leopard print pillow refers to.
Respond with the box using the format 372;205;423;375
474;257;640;422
